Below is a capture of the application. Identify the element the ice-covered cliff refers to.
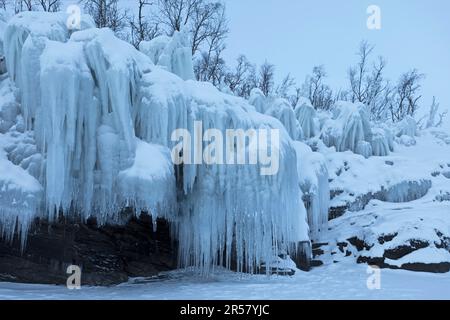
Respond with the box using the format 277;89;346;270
0;12;310;273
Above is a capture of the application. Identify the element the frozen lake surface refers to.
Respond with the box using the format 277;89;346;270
0;261;449;300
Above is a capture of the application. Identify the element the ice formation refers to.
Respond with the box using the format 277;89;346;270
139;29;195;81
396;115;417;138
318;101;394;159
248;93;303;141
294;98;317;139
371;128;390;157
248;88;269;114
134;68;309;272
355;141;372;159
293;141;330;240
0;12;309;273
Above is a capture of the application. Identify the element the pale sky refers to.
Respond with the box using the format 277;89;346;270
223;0;450;116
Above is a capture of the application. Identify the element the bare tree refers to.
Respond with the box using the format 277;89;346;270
83;0;128;33
15;0;34;12
301;65;334;110
258;61;275;96
157;0;227;53
0;0;7;10
129;0;160;48
194;49;226;86
224;55;257;98
37;0;60;12
276;73;296;100
157;0;200;34
348;40;374;103
391;69;424;121
346;41;393;120
157;0;228;84
190;1;227;56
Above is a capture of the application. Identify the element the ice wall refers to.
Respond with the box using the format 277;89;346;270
0;12;309;273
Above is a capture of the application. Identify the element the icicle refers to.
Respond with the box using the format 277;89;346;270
293;141;329;241
294;98;317;139
371;128;390;156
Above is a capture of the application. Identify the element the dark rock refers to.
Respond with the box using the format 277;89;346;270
357;256;450;274
312;248;324;258
383;239;429;260
378;233;398;244
356;256;391;268
337;242;348;253
385;161;394;166
347;237;372;251
311;242;328;249
259;266;296;276
329;206;347;220
330;189;344;200
291;241;312;271
431;171;440;177
0;213;176;286
400;262;450;273
310;260;323;267
435;230;450;249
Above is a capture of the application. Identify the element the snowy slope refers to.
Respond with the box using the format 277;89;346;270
314;130;450;272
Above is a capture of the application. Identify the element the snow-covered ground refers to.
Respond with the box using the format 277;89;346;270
0;261;449;300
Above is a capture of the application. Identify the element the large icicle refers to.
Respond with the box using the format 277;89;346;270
135;68;309;272
293;141;330;240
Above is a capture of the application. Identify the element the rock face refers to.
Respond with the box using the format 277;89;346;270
0;214;176;286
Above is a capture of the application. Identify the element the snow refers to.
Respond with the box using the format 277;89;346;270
317;128;450;271
320;130;446;210
0;261;449;300
395;115;417;137
386;248;450;267
117;140;176;220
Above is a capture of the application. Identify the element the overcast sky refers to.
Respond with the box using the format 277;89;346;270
223;0;450;116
